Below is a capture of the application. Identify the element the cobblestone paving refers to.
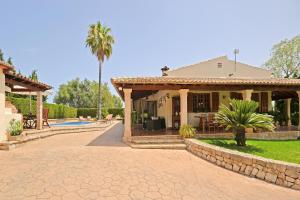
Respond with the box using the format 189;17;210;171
0;122;299;200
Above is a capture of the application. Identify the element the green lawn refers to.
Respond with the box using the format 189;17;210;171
199;139;300;164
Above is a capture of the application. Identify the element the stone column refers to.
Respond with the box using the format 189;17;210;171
179;89;189;126
242;89;253;101
286;98;292;127
0;69;6;141
297;92;300;130
268;91;272;111
123;88;132;141
36;91;43;130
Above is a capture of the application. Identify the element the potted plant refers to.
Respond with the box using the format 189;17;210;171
215;99;274;146
179;124;196;138
6;119;23;141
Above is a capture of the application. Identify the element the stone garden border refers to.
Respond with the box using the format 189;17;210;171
185;139;300;191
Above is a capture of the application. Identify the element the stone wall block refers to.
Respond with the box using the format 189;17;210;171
245;166;253;175
256;171;266;180
251;168;259;177
285;169;299;179
265;173;277;183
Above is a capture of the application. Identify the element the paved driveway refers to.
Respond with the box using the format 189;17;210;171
0;122;299;200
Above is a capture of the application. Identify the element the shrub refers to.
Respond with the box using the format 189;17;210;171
7;119;23;136
179;124;196;138
77;108;124;118
7;97;77;119
108;108;124;117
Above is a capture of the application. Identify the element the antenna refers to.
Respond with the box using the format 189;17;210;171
233;49;239;73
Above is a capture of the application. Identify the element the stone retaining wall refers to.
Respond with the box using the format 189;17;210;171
196;131;300;140
185;139;300;190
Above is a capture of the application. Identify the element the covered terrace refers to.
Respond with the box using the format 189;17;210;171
0;61;52;141
112;76;300;140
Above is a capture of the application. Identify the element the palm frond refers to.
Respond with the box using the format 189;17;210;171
215;99;275;132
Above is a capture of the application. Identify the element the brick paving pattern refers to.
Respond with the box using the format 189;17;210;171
0;122;299;200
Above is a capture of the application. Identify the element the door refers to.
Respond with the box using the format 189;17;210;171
172;96;180;129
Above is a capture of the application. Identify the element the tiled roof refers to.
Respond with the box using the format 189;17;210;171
5;70;52;90
111;76;300;86
0;60;15;70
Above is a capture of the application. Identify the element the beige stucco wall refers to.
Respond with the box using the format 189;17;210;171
137;90;273;128
0;69;6;141
166;56;272;79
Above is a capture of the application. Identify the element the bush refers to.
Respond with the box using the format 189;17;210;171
77;108;124;118
7;119;23;136
108;108;124;118
179;124;196;138
7;97;77;119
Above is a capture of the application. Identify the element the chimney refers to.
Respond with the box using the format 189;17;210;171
161;66;169;76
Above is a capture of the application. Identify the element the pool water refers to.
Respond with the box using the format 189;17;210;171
50;121;93;127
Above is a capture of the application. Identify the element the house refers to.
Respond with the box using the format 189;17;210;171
0;61;52;141
111;56;300;141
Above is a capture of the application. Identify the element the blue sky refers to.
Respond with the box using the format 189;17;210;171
1;0;299;102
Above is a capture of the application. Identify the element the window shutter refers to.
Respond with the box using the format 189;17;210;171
251;93;259;102
260;92;268;113
187;93;193;112
211;92;219;112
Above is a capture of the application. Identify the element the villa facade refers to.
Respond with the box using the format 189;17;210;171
112;56;300;141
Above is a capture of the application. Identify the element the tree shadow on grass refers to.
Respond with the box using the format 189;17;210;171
207;140;265;154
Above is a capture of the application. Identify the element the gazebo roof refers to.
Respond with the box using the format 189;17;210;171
1;61;52;92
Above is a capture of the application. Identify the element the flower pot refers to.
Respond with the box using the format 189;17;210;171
6;133;23;141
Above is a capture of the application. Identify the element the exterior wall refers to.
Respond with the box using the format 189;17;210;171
136;90;274;128
166;56;272;79
0;69;5;141
186;139;300;190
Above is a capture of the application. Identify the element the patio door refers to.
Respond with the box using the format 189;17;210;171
172;96;180;129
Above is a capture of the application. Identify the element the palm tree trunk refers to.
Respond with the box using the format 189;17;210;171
235;127;246;146
98;61;102;120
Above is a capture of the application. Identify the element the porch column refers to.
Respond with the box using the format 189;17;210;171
179;89;189;126
0;69;6;141
123;88;132;141
36;91;43;130
242;89;253;101
297;91;300;130
286;98;292;127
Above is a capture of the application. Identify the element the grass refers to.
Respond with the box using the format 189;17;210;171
199;139;300;164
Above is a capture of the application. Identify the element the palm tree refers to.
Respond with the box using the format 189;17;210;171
86;21;114;120
215;99;275;146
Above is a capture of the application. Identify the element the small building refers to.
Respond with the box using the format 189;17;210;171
112;56;300;141
0;61;52;141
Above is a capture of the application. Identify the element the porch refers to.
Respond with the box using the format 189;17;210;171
111;77;300;141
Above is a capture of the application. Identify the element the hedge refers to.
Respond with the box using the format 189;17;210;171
7;97;77;119
77;108;124;118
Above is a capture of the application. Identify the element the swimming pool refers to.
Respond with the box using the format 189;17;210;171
50;121;94;127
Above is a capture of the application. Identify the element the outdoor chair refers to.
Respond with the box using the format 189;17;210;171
42;108;50;128
207;114;218;133
105;114;113;124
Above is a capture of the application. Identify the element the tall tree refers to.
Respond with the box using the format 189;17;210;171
29;69;38;81
265;35;300;78
0;49;4;61
85;21;115;119
7;57;13;65
54;78;122;109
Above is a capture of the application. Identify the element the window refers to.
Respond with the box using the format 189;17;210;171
217;62;222;68
192;93;210;112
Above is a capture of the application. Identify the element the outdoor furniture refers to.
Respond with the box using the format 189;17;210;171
145;118;166;131
42;108;50;128
105;114;113;124
23;113;36;129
